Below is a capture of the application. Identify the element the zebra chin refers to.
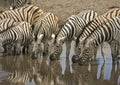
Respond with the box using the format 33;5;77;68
49;53;60;61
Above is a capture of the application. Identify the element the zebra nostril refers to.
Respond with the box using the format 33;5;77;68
72;55;80;63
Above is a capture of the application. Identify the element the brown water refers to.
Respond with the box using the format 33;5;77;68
0;41;120;85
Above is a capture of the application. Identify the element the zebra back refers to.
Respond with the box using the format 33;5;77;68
77;10;98;23
102;8;120;19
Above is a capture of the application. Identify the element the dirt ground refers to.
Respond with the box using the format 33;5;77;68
0;0;120;24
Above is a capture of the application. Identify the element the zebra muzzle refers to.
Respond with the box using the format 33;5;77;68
49;53;60;61
72;55;80;63
78;57;89;65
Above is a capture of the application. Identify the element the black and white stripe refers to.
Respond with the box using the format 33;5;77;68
0;18;16;33
31;13;60;58
77;10;98;23
49;10;98;60
0;21;32;55
0;5;44;36
102;7;120;19
73;8;120;63
10;0;31;10
78;16;120;65
77;8;120;46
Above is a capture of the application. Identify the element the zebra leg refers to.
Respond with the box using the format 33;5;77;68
92;47;97;61
15;43;21;55
43;41;49;56
109;41;119;63
22;45;29;55
101;43;106;62
65;41;71;59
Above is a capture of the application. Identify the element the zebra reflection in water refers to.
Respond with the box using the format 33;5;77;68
0;53;120;85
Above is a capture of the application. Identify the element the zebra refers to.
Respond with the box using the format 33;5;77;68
0;21;32;55
72;8;120;63
77;16;120;65
9;0;32;10
49;10;98;60
0;5;45;37
30;12;60;59
73;16;108;63
0;18;17;53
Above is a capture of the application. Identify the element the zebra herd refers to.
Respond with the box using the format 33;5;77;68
49;7;120;65
0;1;120;65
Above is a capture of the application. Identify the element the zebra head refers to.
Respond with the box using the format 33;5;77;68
78;38;95;65
72;37;86;63
72;47;94;65
72;38;95;65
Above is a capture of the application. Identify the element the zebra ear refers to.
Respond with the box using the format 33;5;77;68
0;45;4;53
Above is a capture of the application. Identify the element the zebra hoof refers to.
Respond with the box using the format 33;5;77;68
72;55;80;63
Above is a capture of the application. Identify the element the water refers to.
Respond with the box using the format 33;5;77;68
0;41;120;85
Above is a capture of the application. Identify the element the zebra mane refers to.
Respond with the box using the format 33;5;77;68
108;6;120;9
75;19;93;47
